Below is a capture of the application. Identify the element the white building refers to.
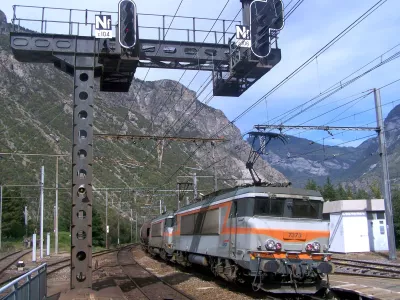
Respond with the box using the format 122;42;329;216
323;199;388;253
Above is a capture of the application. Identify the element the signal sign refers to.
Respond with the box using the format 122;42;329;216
235;25;250;48
95;15;112;38
250;0;284;58
118;0;137;49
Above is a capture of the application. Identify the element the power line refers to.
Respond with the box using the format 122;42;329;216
115;0;185;134
126;2;240;181
232;0;387;126
132;0;302;180
148;1;236;132
157;0;388;183
0;103;63;135
200;87;400;175
255;41;400;131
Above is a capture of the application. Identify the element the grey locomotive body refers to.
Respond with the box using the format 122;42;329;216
141;185;334;294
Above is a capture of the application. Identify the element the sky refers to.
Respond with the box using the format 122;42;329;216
2;0;400;148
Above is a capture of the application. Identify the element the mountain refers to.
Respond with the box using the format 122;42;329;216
247;134;358;187
0;17;287;230
344;104;400;189
249;105;400;189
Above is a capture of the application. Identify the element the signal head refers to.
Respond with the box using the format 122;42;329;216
250;0;284;58
118;0;137;48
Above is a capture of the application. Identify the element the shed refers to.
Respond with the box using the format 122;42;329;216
323;199;388;253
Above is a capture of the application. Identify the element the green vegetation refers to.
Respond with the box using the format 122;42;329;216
0;186;129;252
304;177;383;201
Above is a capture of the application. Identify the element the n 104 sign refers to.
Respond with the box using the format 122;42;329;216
95;15;113;38
235;25;250;48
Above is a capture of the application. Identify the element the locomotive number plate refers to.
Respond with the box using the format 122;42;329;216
283;232;306;240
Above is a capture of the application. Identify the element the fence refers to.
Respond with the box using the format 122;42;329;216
0;264;47;300
11;5;240;45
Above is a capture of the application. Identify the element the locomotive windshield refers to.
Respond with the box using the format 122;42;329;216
165;217;173;227
252;197;323;219
291;199;321;219
254;198;284;217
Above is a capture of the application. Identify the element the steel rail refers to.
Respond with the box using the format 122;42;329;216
331;257;400;269
332;259;400;279
0;248;122;287
118;245;195;300
0;250;31;278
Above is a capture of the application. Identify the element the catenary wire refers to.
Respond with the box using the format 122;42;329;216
165;49;398;186
123;1;237;173
202;83;400;173
133;0;302;178
115;0;185;134
253;40;400;131
154;0;388;189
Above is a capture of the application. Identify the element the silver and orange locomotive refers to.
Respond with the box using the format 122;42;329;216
140;184;333;294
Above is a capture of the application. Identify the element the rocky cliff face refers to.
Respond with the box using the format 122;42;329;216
0;28;287;200
342;104;400;189
248;134;358;187
0;10;9;34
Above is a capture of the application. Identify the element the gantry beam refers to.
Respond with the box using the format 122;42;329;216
94;133;227;142
254;124;379;132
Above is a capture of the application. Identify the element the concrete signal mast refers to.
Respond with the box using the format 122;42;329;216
9;0;285;289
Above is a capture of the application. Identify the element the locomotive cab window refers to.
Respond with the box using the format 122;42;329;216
229;198;254;218
291;199;321;219
237;198;253;217
254;197;284;217
165;217;173;227
229;201;237;218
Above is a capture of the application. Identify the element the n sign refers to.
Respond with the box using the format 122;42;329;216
235;25;250;48
95;15;112;38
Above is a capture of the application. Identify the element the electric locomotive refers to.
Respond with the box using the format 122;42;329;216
139;220;151;251
143;184;333;294
146;212;175;260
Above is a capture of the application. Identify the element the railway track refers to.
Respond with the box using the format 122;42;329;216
331;258;400;279
0;249;31;282
116;245;196;300
0;247;122;288
45;248;122;276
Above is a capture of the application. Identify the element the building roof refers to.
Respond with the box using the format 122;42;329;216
323;199;385;214
150;211;174;223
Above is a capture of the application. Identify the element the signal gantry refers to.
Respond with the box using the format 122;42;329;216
8;0;285;289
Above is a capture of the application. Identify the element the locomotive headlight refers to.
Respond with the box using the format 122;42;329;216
313;242;321;252
265;239;276;250
275;242;282;251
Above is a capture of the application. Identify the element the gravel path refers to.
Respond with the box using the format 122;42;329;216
132;247;276;300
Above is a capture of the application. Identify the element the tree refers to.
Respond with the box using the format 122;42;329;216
92;205;105;247
346;186;354;200
369;181;382;198
336;185;347;200
322;177;336;201
355;188;370;199
305;179;318;191
392;189;400;248
2;187;27;239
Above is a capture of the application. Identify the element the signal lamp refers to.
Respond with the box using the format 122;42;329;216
118;0;137;49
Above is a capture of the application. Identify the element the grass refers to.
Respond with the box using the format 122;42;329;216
0;231;106;255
